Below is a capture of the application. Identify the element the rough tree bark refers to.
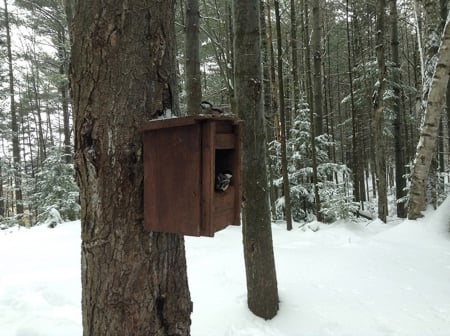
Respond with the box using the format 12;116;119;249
408;14;450;220
4;0;23;216
185;0;202;114
260;0;277;217
312;0;323;137
290;0;300;115
233;0;279;320
447;79;450;152
69;0;192;334
373;0;388;223
0;161;3;218
311;0;323;221
275;0;293;231
416;0;447;123
57;27;72;163
345;0;362;205
391;0;407;218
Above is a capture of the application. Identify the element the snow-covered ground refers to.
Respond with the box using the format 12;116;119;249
1;197;450;335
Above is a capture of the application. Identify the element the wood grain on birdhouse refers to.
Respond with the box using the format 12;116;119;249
142;115;242;237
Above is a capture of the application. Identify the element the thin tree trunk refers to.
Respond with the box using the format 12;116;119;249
267;1;279;142
408;15;450;219
438;120;445;172
57;29;72;163
226;1;235;108
69;1;192;334
18;88;36;177
311;0;322;220
18;97;29;176
4;0;23;216
0;159;4;218
302;0;313;119
447;79;450;152
275;0;293;231
185;0;202;114
336;46;345;164
261;0;277;218
312;0;323;136
402;21;415;163
345;0;361;205
233;0;279;320
374;0;388;223
290;0;300;115
391;0;407;218
30;67;47;163
325;21;336;171
414;0;425;84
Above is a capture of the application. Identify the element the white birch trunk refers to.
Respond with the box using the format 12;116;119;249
414;0;425;86
408;15;450;219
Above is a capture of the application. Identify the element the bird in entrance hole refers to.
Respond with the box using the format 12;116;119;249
215;172;232;192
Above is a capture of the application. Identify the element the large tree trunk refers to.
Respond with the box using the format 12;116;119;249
408;15;450;219
233;0;279;320
69;1;192;334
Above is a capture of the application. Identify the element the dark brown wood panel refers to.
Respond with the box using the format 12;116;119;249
142;115;242;237
215;133;235;149
200;121;215;237
232;122;242;226
213;185;236;232
141;116;198;131
215;120;234;133
144;124;202;235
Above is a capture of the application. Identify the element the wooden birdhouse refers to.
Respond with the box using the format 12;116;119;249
142;115;242;237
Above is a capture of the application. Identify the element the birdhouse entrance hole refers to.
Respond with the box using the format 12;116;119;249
142;115;242;237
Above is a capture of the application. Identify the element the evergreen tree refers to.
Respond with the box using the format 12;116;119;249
30;146;79;226
270;99;356;223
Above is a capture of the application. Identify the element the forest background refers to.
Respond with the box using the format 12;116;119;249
0;0;449;228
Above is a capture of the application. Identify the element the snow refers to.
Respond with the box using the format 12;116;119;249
0;223;81;336
1;198;450;335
